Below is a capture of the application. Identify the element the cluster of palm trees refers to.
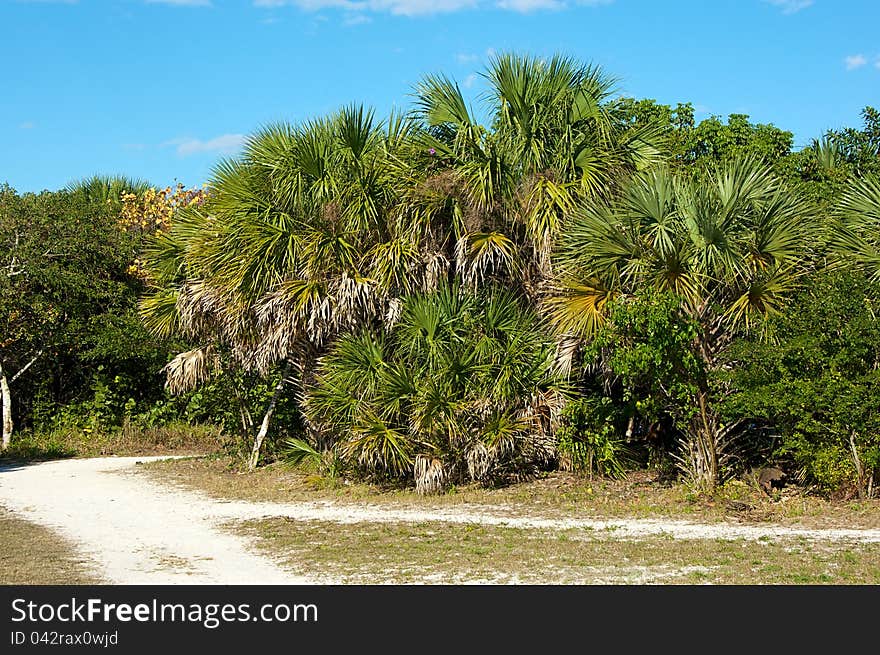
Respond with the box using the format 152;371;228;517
139;53;880;491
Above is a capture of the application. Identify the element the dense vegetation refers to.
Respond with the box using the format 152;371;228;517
2;54;878;498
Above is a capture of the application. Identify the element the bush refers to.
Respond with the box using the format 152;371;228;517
556;396;631;479
723;270;880;498
301;284;565;492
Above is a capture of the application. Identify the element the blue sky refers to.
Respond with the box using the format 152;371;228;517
2;0;878;193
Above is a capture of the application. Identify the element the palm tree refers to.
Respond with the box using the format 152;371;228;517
413;52;665;292
834;174;880;279
66;174;151;207
139;53;666;471
547;156;818;490
140;105;432;468
304;284;564;492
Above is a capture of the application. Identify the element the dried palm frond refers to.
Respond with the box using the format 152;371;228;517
414;455;447;495
334;272;383;331
455;231;520;286
384;297;403;329
466;441;493;482
422;251;450;292
162;346;220;395
551;334;581;376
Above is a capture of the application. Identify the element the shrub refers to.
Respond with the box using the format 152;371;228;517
300;284;565;492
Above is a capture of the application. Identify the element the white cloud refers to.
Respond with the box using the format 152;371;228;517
495;0;564;11
254;0;613;15
145;0;212;5
462;73;478;88
763;0;813;15
164;134;246;157
343;12;371;24
845;54;867;71
255;1;475;14
19;0;213;4
19;121;35;129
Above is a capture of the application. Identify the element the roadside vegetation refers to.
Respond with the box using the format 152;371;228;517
142;457;880;531
2;53;879;507
232;517;880;584
0;508;102;584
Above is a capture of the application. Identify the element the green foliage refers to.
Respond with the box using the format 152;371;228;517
1;421;225;462
0;183;240;454
556;395;630;479
825;106;880;177
0;185;162;420
580;291;702;473
4;55;880;494
549;158;816;341
589;292;703;411
686;113;793;168
303;285;564;491
66;174;151;210
723;270;880;496
549;155;819;489
613;99;793;170
774;108;880;212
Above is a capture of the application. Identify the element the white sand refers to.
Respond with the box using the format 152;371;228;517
2;456;878;584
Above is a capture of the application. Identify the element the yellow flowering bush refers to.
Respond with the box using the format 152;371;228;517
120;184;208;279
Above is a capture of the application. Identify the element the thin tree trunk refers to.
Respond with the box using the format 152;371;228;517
10;351;42;384
0;352;44;451
849;430;866;499
683;330;721;493
1;361;12;451
247;361;292;471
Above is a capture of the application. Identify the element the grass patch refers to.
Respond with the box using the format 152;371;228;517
1;422;226;463
142;456;880;530
233;517;880;584
0;508;103;584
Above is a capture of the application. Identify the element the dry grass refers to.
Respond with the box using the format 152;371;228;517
233;517;880;584
0;508;103;585
1;422;226;462
143;456;880;530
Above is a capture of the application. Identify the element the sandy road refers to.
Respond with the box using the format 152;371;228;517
2;456;879;584
0;457;318;584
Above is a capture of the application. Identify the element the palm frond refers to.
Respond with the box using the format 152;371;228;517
162;347;220;395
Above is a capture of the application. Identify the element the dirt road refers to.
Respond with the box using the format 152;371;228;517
2;456;878;584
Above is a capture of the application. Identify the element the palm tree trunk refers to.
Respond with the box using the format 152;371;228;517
682;331;721;493
697;390;719;490
1;361;12;451
678;390;720;493
247;361;292;471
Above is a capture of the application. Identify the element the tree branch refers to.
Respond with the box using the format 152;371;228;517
9;350;43;384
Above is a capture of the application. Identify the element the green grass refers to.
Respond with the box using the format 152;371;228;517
142;456;880;530
233;517;880;584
